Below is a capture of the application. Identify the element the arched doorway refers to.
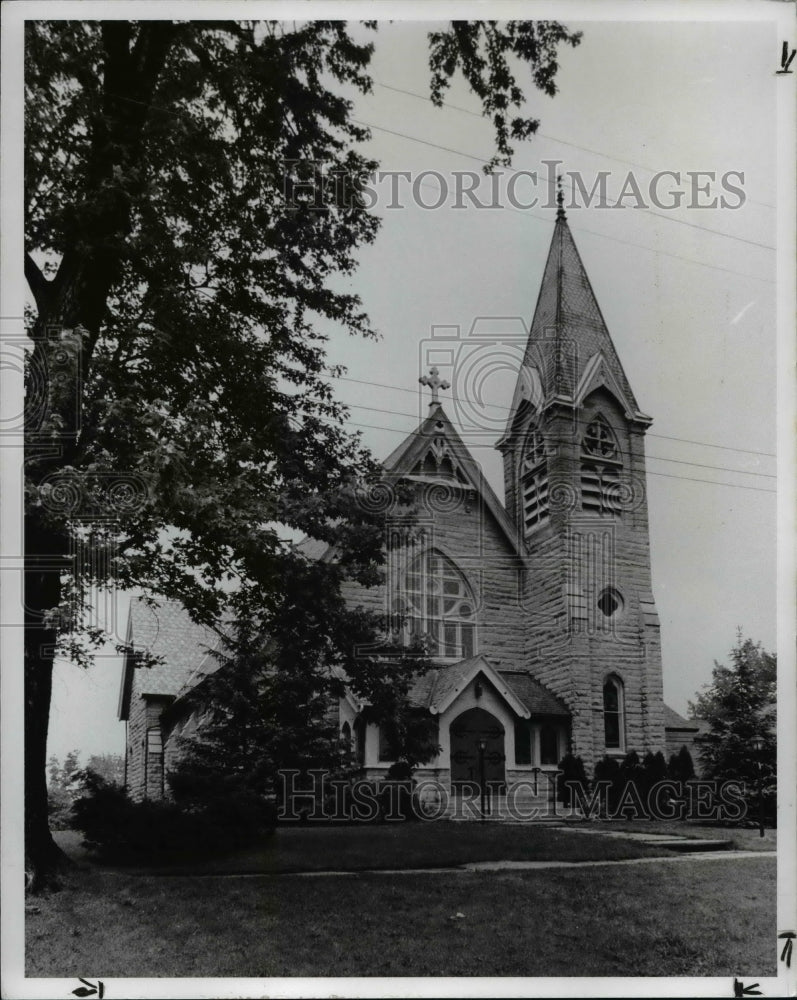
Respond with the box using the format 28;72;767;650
449;707;506;797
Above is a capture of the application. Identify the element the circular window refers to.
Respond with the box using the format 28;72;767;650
597;588;623;617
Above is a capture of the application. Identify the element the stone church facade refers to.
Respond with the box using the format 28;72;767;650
119;203;695;804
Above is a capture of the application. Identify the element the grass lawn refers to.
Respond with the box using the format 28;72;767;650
55;821;685;875
26;855;775;977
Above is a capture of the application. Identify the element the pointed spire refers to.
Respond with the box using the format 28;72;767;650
497;200;648;447
556;174;566;221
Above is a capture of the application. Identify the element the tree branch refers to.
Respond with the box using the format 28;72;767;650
24;253;52;314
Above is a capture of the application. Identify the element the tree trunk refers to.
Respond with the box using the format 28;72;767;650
25;639;69;888
24;525;71;890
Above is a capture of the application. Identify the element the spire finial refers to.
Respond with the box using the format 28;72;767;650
556;174;566;220
419;366;450;407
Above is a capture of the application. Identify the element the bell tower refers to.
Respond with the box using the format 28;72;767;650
496;187;666;768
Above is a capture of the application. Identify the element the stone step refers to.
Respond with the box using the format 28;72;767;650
441;794;570;822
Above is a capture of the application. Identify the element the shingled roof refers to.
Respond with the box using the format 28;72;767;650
663;704;701;731
407;658;569;720
117;599;220;720
497;669;571;717
498;206;652;448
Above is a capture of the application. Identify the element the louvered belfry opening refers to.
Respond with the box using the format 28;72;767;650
580;415;622;515
521;429;549;534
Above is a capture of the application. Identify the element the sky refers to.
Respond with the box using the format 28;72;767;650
46;15;779;763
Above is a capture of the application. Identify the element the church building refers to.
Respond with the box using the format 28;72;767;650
119;200;696;806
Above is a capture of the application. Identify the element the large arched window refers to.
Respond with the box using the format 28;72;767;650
404;550;476;660
603;675;625;751
581;415;622;515
520;429;549;534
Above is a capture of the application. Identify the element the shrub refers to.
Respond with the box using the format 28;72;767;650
557;752;588;806
47;785;76;831
642;751;668;795
667;745;696;783
594;755;621;814
71;769;276;861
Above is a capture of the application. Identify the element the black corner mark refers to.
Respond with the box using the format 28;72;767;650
71;979;104;999
777;40;795;74
778;930;796;968
733;979;762;997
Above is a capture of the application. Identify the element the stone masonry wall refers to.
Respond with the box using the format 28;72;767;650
517;389;666;772
340;481;527;673
125;681;171;801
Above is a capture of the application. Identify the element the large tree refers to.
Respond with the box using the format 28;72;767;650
23;18;581;884
689;633;776;797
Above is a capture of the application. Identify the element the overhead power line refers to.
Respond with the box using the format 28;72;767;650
321;397;774;478
310;371;776;460
354;117;776;284
373;78;777;212
309;414;776;496
358;116;774;252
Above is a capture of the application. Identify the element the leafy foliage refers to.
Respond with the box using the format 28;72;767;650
24;17;580;875
557;751;588;805
667;746;695;783
166;589;436;811
72;769;275;860
47;752;125;829
46;750;81;830
689;634;776;823
592;751;673;818
428;21;581;170
25;19;581;662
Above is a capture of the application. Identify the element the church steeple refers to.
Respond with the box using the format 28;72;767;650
496;203;666;766
498;200;649;450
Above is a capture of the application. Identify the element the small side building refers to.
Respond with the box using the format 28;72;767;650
117;600;219;801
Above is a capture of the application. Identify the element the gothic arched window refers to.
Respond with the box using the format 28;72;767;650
603;675;625;751
581;415;622;514
521;429;549;534
405;550;475;660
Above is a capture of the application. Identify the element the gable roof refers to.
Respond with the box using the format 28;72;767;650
663;704;704;732
383;402;526;558
407;658;570;721
406;655;528;719
499;209;651;446
117;599;220;720
497;670;571;717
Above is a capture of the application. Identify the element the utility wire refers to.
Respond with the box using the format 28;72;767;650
302;413;777;495
373;78;777;212
354;117;776;279
358;115;774;251
309;371;776;459
305;395;774;478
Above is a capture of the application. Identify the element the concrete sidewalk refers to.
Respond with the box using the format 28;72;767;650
144;848;775;878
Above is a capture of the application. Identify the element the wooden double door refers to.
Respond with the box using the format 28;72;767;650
449;707;506;795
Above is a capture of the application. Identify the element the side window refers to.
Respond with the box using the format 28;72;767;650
540;725;559;765
514;721;532;765
603;676;625;750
